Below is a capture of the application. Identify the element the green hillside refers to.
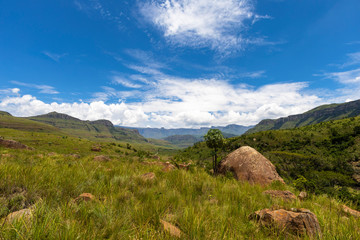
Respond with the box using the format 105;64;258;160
27;112;148;144
0;112;60;133
247;99;360;134
1;123;360;239
177;116;360;207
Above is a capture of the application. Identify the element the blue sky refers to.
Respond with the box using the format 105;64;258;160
1;0;360;128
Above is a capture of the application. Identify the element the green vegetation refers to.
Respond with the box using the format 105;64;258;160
178;116;360;208
247;99;360;134
1;137;360;239
204;129;225;173
2;111;360;238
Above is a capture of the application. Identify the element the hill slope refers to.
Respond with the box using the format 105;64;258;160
27;112;148;143
177;116;360;206
0;111;60;132
130;124;252;139
247;99;360;134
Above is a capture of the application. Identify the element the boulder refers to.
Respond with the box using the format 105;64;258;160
0;138;32;150
160;219;182;238
250;208;321;236
342;205;360;218
219;146;285;185
263;190;296;201
94;155;110;162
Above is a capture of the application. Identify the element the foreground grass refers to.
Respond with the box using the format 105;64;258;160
1;147;360;240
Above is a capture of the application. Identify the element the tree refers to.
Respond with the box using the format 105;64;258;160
204;129;224;174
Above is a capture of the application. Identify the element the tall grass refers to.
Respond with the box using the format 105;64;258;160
1;146;360;239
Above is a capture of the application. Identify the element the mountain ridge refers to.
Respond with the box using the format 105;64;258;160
246;99;360;134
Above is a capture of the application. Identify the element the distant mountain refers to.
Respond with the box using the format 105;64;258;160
247;99;360;134
164;135;201;148
127;124;253;139
27;112;147;143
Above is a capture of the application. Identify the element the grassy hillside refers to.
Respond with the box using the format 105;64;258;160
247;99;360;134
0;112;60;133
133;124;252;139
177;116;360;208
27;112;147;144
1;127;360;239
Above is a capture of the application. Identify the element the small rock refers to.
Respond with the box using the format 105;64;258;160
91;146;101;152
263;190;296;201
74;193;95;203
298;191;308;200
160;219;182;238
1;153;13;158
141;172;156;181
68;154;80;159
178;162;192;170
94;155;110;162
250;208;321;236
342;205;360;218
6;208;33;222
162;162;176;172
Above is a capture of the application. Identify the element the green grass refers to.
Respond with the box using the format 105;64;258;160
1;138;360;239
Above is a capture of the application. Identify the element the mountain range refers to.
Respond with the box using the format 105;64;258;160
246;99;360;134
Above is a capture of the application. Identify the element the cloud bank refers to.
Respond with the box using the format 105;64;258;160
0;78;321;128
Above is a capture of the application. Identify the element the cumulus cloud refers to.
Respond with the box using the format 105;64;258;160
140;0;269;54
1;78;322;128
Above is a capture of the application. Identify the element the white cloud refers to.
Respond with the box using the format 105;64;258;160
112;76;143;88
1;78;322;128
140;0;269;54
323;68;360;84
42;51;67;62
11;81;59;94
0;88;20;95
0;95;148;126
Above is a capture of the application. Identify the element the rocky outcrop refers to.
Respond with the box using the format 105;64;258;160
250;208;321;236
263;190;296;201
0;138;32;150
219;146;285;185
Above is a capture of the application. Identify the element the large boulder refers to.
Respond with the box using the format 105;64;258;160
219;146;285;185
250;208;321;237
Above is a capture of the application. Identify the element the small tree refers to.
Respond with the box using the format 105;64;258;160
204;129;224;174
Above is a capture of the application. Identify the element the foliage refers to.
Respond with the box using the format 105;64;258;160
204;129;225;173
177;116;360;207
